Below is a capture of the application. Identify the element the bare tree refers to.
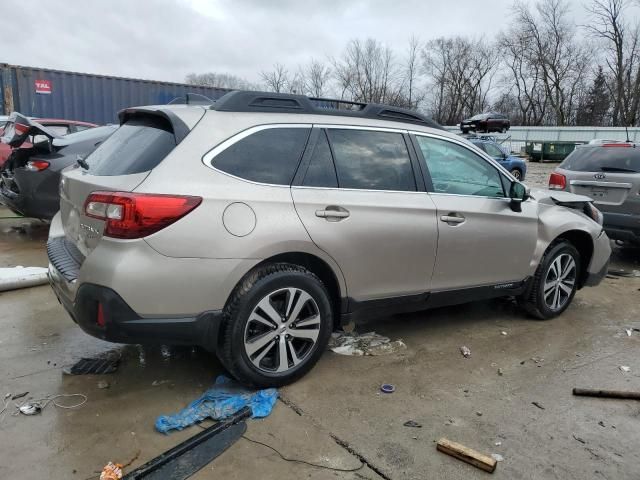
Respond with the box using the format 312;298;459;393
512;0;591;125
422;36;498;124
585;0;640;125
185;72;256;90
403;35;423;109
300;59;331;97
332;38;408;106
260;63;289;93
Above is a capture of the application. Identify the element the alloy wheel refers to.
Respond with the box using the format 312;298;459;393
243;287;321;373
543;253;576;311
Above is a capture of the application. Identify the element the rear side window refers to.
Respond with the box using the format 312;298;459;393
213;127;310;185
303;130;338;188
327;129;416;191
86;116;176;176
560;146;640;173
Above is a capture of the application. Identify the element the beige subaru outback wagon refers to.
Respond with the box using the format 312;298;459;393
47;91;611;387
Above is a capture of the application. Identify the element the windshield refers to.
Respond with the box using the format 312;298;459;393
470;113;490;121
560;146;640;173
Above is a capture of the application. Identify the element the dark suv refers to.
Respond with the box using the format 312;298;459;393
550;142;640;244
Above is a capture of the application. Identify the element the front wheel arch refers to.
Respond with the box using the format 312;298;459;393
554;230;594;288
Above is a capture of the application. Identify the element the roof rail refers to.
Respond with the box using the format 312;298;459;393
211;90;443;129
168;93;216;106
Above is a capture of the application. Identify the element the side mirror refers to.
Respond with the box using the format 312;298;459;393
509;182;529;212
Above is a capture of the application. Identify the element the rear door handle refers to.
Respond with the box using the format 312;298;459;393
440;213;465;225
315;207;350;220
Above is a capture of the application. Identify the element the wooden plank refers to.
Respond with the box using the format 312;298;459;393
436;437;497;473
573;387;640;400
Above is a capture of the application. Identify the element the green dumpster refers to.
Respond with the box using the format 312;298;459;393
525;141;583;162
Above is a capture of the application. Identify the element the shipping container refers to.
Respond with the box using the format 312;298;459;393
0;64;230;124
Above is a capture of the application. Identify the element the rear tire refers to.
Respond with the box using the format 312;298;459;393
218;263;333;387
519;241;580;320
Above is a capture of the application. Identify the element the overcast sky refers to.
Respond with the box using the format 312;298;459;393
5;0;593;84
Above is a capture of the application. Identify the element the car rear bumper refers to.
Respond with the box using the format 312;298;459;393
602;211;640;243
0;168;60;219
49;269;223;351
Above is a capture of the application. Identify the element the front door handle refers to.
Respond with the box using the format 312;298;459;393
440;213;465;225
315;206;350;221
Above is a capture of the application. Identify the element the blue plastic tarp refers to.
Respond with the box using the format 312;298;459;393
155;375;278;434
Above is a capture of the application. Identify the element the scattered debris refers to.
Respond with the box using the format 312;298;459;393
460;346;471;358
11;393;87;418
132;408;251;479
625;329;633;337
476;411;483;416
11;392;28;400
532;401;545;410
573;387;640;400
494;441;502;447
0;266;49;292
500;331;508;336
97;381;110;389
19;403;41;415
573;434;586;444
491;453;504;462
63;356;120;375
497;368;504;376
520;360;526;365
598;421;605;427
100;462;123;480
619;366;631;373
380;384;395;394
403;420;422;428
530;356;544;364
155;376;277;434
328;331;406;356
152;380;170;387
436;437;497;473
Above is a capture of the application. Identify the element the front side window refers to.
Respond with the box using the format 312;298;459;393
416;135;505;197
327;129;416;191
213;127;310;185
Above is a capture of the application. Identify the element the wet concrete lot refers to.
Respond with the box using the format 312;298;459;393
1;161;639;479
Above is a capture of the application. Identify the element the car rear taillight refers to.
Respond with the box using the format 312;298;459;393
96;303;105;327
25;160;50;171
602;143;632;147
549;172;566;190
84;191;202;239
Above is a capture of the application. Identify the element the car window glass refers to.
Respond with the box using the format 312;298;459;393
483;143;504;157
416;136;505;197
560;146;640;172
214;127;310;185
85;117;176;176
328;129;416;191
303;130;338;188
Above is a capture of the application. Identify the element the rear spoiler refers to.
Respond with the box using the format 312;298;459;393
117;107;190;144
1;112;62;148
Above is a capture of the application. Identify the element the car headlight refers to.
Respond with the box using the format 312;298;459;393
583;202;603;225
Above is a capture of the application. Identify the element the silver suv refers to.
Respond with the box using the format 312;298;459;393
550;142;640;245
47;91;611;387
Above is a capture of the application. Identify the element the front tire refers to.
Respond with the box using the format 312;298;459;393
519;241;580;320
218;263;333;387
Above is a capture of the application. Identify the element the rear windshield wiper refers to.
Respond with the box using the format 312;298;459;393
76;155;89;170
600;166;638;173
